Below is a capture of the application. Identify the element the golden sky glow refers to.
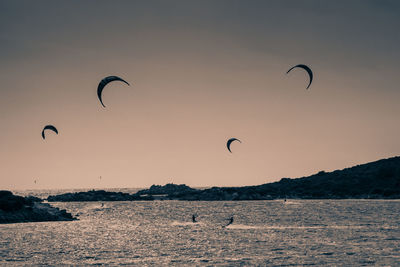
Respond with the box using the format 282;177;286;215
1;1;399;189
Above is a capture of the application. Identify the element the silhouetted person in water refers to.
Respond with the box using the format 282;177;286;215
192;214;197;223
223;216;234;228
101;203;104;207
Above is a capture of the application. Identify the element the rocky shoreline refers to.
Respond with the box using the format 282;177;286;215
0;191;77;224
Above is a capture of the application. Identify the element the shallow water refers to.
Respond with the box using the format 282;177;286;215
1;200;399;266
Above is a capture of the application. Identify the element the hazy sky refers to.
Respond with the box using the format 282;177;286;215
1;0;400;190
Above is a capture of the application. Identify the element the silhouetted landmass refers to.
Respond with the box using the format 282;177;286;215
135;184;197;198
0;191;76;224
48;156;400;202
47;190;154;202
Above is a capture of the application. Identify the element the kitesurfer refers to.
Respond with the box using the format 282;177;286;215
223;216;234;228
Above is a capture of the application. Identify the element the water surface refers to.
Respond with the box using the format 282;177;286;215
1;200;399;265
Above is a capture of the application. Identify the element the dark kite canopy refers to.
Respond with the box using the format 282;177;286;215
42;125;58;139
227;138;241;153
286;64;313;89
97;76;130;108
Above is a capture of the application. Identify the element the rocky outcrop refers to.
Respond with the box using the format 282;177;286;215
135;183;199;198
0;191;76;224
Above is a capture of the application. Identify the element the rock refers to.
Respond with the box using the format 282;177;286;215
135;183;198;197
0;191;77;224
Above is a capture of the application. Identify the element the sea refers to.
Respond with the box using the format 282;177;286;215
1;189;399;266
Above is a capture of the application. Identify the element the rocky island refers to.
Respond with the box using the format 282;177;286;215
0;191;77;224
47;156;400;202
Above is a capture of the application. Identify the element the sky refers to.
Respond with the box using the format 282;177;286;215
1;0;400;190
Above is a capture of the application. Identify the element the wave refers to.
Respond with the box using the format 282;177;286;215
224;224;260;229
223;224;368;230
283;200;302;205
171;221;204;226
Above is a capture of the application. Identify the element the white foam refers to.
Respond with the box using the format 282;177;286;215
224;224;366;230
283;200;301;205
224;224;260;229
171;221;203;226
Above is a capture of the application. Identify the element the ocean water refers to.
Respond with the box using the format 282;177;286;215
1;199;400;266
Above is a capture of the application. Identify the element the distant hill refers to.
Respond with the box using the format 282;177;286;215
47;156;400;202
136;156;400;200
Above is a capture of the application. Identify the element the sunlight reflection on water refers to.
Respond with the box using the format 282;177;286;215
1;200;400;265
